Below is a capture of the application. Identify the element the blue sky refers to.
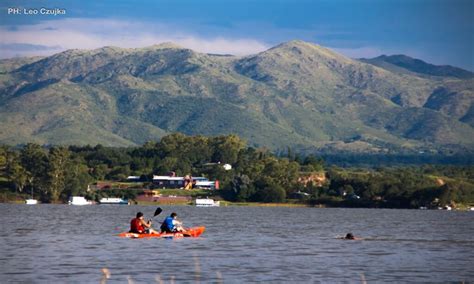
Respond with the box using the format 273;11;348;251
1;0;473;70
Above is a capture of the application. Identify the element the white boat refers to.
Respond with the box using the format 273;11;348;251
25;199;38;205
25;188;37;204
195;198;220;207
99;197;129;205
68;196;92;205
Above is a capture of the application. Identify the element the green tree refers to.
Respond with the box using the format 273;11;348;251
156;157;179;174
230;174;255;201
91;164;108;180
9;161;28;193
253;176;287;202
46;147;70;202
210;134;246;164
260;157;299;193
0;146;7;172
303;154;324;171
20;143;48;200
63;155;93;198
255;184;286;203
106;165;131;181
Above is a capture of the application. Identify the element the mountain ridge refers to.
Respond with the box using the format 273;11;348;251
0;40;473;153
360;54;474;79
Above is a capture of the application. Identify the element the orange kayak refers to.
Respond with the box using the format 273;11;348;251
118;226;205;239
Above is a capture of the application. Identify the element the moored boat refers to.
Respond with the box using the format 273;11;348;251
99;197;129;205
195;198;220;207
25;187;37;205
68;196;92;205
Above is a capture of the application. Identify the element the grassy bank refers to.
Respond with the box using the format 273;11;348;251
0;191;31;204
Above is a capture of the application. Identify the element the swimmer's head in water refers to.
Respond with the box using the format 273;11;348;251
345;233;355;239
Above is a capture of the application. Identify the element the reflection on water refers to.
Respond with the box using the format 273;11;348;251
0;204;473;282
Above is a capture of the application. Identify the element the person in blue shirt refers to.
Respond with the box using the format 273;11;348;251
160;212;184;233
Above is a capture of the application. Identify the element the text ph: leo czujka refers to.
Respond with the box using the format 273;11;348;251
7;7;66;16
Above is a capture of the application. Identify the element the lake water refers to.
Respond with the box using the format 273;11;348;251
0;204;473;283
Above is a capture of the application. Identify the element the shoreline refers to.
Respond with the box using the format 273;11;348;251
3;199;473;211
133;200;310;207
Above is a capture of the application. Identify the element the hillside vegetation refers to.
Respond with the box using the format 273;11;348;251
0;40;473;153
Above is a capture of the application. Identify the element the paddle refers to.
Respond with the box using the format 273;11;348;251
150;207;163;223
153;207;163;218
143;207;163;234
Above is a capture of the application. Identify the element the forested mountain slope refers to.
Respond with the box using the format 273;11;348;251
0;40;473;153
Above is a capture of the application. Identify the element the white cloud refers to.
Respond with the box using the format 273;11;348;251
0;18;270;58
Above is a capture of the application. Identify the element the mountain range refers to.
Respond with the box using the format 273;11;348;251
359;54;474;79
0;40;473;154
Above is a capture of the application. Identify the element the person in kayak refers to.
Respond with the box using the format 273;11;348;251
130;212;158;234
160;212;184;233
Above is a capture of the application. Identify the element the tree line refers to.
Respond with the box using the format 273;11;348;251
0;134;323;203
0;133;472;207
320;166;474;208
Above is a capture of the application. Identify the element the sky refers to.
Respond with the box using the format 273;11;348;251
1;0;473;70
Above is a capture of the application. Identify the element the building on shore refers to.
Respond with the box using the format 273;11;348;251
125;174;220;190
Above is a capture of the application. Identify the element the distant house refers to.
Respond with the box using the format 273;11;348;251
152;175;186;188
152;175;219;190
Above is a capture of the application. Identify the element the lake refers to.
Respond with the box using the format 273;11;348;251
0;204;473;283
